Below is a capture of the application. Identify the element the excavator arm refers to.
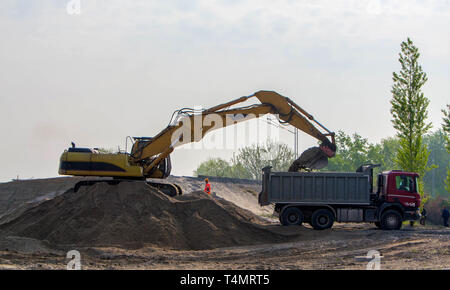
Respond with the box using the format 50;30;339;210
130;90;336;177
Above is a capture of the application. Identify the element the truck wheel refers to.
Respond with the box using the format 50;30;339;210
281;207;303;226
311;209;334;230
380;210;402;230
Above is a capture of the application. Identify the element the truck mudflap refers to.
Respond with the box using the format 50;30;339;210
258;166;272;206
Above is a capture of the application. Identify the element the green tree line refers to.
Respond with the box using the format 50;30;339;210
194;140;295;180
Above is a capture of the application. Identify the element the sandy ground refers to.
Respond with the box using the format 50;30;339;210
0;177;448;270
0;223;448;270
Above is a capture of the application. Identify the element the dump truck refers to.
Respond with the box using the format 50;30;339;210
259;164;421;230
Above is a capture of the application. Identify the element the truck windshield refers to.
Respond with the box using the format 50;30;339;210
395;175;415;192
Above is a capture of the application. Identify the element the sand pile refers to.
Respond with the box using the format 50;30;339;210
0;182;286;250
0;177;86;215
0;176;272;217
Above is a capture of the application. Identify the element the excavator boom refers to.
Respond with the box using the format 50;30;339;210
130;90;335;176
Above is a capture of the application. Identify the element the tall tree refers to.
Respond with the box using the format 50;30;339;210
390;37;432;201
443;105;450;133
442;105;450;194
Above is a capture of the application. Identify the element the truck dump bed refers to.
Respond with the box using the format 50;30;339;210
259;167;371;206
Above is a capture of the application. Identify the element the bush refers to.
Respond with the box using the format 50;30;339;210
424;196;449;225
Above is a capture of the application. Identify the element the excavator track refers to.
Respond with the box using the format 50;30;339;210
146;181;182;197
73;179;182;197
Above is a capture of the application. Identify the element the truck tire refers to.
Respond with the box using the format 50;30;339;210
281;207;303;226
311;209;334;230
374;221;382;229
380;210;402;230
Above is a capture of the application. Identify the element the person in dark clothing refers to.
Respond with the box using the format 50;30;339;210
399;177;409;191
421;208;427;216
420;207;427;225
442;207;449;227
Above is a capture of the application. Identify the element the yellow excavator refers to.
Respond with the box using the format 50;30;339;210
59;90;336;196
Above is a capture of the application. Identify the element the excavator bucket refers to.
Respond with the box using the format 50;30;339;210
288;146;329;172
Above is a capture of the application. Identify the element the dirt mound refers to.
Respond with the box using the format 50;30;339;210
0;177;86;215
0;182;287;250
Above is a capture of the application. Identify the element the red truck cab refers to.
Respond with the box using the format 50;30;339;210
380;170;421;208
374;170;421;226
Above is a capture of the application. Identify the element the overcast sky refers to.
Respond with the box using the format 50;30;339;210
0;0;448;181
